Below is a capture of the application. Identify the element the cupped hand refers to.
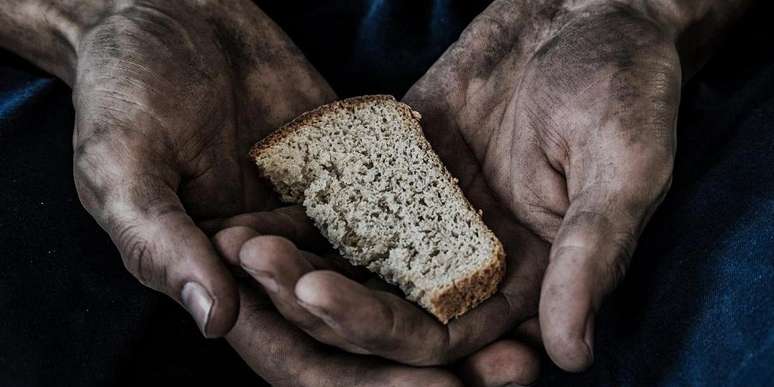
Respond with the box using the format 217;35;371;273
224;0;682;375
212;219;462;387
71;0;335;337
227;286;463;387
404;0;680;371
207;207;542;387
206;194;548;372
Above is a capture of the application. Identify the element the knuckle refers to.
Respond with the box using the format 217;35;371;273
557;208;635;292
561;209;609;242
73;138;113;210
114;222;161;289
356;301;398;349
73;138;103;174
598;229;637;294
126;179;181;219
510;191;564;241
464;15;508;44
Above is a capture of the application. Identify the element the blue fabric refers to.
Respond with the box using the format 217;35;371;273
1;1;772;385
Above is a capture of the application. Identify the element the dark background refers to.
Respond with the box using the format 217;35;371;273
1;1;773;386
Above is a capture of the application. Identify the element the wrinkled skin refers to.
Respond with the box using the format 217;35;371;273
66;0;470;384
223;0;683;375
0;0;748;384
227;285;464;387
70;0;333;336
57;0;548;383
212;215;477;387
210;203;544;385
409;1;680;371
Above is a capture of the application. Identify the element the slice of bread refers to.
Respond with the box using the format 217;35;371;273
250;95;505;323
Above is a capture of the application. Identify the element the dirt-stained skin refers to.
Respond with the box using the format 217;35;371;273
0;0;752;385
403;0;751;373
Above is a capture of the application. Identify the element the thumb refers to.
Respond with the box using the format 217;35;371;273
76;165;238;338
539;185;665;372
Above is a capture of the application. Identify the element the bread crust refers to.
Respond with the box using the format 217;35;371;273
250;95;506;323
249;95;400;160
428;241;505;323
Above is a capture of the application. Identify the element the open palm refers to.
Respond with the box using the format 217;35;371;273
72;1;469;384
216;0;681;379
406;0;679;371
71;1;335;336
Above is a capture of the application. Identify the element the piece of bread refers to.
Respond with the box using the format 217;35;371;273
250;95;504;323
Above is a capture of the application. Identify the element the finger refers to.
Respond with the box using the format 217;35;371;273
540;167;670;371
74;158;238;338
295;270;453;365
458;339;541;387
213;226;260;267
206;207;369;279
228;285;463;387
238;235;368;353
291;205;551;367
213;224;336;270
201;205;327;249
212;226;336;272
295;267;545;366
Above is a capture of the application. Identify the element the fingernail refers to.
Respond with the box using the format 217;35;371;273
181;282;213;338
244;268;279;293
583;313;595;364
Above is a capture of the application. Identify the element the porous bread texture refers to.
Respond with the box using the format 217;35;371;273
250;95;505;323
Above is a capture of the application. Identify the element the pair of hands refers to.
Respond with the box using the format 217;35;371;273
66;0;683;384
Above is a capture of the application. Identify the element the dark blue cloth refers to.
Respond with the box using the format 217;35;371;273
1;1;772;385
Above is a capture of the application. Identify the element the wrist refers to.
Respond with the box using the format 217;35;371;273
1;0;240;85
487;0;751;72
524;0;753;78
0;1;117;84
618;0;754;76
